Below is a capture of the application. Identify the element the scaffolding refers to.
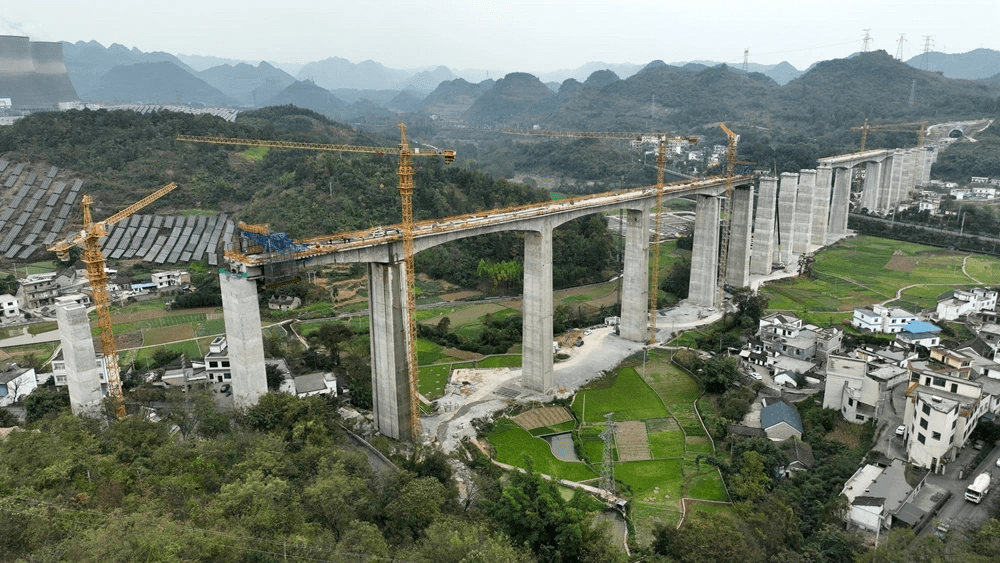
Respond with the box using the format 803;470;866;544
234;222;307;287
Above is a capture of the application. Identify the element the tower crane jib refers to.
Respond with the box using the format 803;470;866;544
47;182;179;420
177;130;454;441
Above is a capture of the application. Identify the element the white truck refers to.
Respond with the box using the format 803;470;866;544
965;472;992;504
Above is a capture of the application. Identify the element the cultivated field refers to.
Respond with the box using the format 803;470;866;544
763;236;1000;317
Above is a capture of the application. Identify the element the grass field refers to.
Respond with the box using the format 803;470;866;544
128;339;206;368
763;236;1000;315
488;420;597;482
417;364;450;399
572;368;668;423
27;322;58;335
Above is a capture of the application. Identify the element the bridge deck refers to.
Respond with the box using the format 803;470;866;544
227;175;751;267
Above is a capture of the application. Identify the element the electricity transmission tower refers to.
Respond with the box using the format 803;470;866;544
895;34;906;60
600;413;619;497
922;36;935;70
861;30;873;52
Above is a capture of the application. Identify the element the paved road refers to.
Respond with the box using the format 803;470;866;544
920;442;999;536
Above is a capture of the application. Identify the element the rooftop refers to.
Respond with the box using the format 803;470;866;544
761;400;803;434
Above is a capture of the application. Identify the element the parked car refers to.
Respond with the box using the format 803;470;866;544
220;383;231;395
973;439;986;451
896;425;906;437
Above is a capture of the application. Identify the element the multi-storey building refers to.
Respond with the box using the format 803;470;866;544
16;272;59;310
0;294;19;318
51;352;108;391
903;362;986;471
852;304;916;334
204;336;232;383
935;287;998;321
824;351;909;424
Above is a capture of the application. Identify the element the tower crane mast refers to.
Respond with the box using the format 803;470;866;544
717;123;738;307
177;129;454;441
502;128;697;343
48;182;179;419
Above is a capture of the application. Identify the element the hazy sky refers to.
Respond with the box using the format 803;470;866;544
2;1;996;73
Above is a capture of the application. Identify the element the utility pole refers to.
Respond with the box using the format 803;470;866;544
600;412;618;498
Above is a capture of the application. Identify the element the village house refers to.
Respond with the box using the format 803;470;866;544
760;400;804;441
824;351;909;424
841;459;927;532
852;304;917;334
16;272;59;310
0;365;37;407
935;287;997;321
0;294;19;318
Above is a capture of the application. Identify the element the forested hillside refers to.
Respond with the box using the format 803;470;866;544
0;106;617;289
0;394;622;562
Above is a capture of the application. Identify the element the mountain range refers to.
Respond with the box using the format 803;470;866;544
55;41;1000;136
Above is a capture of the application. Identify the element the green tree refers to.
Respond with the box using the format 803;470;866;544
302;462;369;541
0;408;18;426
699;355;740;393
486;458;623;563
23;386;70;422
385;476;449;544
402;516;535;563
265;363;285;391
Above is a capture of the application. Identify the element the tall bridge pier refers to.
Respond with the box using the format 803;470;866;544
214;146;935;439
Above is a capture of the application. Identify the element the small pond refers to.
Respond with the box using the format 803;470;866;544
542;432;578;462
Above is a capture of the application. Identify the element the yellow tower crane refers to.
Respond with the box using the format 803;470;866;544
852;118;927;152
177;128;455;441
48;182;179;419
502;128;697;343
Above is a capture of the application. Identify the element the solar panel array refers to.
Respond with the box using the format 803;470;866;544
1;162;230;265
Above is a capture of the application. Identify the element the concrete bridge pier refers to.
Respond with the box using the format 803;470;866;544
777;172;799;268
860;161;882;212
366;261;414;440
219;273;268;409
899;149;916;201
877;155;895;210
828;168;851;236
726;185;754;288
688;194;720;307
886;149;906;207
750;176;778;276
793;170;816;253
522;226;554;393
619;205;650;342
919;146;937;184
811;165;832;246
56;302;104;417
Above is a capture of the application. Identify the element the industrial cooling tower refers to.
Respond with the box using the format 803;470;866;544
30;41;79;105
0;35;79;108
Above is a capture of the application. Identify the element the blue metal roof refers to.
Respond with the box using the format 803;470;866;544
761;400;803;434
901;320;941;334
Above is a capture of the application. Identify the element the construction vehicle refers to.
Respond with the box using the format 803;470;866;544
965;471;992;503
48;183;179;419
177;128;454;441
502;128;697;343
